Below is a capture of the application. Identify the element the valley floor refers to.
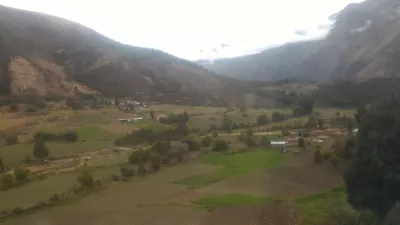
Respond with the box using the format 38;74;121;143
2;150;343;225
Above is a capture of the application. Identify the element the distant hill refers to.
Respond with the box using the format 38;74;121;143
199;0;400;82
0;5;238;105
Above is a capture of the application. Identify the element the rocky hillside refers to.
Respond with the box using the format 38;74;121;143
200;0;400;82
0;5;231;105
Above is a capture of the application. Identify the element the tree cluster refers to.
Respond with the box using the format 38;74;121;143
34;131;78;142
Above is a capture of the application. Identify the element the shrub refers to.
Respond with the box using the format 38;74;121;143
322;152;332;160
34;132;58;142
314;149;322;163
49;193;61;202
184;139;201;151
120;167;135;177
5;135;19;145
111;174;120;182
11;206;24;215
25;106;37;113
212;131;218;137
77;170;94;188
8;103;19;113
212;140;229;152
202;136;213;147
60;131;78;142
14;167;30;182
0;173;14;190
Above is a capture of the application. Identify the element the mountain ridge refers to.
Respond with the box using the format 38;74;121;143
0;5;234;105
199;0;400;82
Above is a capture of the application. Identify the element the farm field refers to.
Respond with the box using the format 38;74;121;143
2;148;354;225
0;104;361;225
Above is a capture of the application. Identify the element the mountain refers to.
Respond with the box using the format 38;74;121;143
199;0;400;82
0;5;233;105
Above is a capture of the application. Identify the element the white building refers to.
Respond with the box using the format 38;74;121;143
270;141;288;149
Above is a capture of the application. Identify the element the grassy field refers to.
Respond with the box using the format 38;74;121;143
0;165;120;209
173;149;285;186
193;194;278;211
0;141;112;166
296;187;359;225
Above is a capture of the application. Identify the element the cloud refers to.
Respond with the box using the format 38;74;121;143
0;0;365;60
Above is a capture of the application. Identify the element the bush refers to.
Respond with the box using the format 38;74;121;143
8;103;19;113
49;193;61;202
184;138;201;151
120;167;135;177
202;136;213;147
212;140;229;152
111;174;120;182
25;106;37;113
322;152;332;160
77;170;94;188
14;167;30;182
60;131;78;142
0;173;14;190
11;206;25;215
34;132;58;142
5;135;19;145
314;149;322;163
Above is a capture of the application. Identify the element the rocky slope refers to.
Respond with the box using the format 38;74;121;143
200;0;400;82
0;5;230;105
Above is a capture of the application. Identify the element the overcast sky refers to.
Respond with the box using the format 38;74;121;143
0;0;364;60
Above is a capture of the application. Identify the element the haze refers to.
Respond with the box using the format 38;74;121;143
0;0;364;60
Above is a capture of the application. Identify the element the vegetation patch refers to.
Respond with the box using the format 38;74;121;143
173;149;285;186
296;187;376;225
193;194;278;211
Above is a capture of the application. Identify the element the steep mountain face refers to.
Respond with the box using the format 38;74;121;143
0;5;228;105
200;0;400;82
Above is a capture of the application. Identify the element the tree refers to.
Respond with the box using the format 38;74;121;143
77;170;94;188
260;136;270;148
152;141;170;156
150;151;162;171
344;97;400;219
183;111;189;123
202;136;213;147
150;111;155;120
14;167;29;182
298;137;305;150
314;149;322;163
129;149;149;173
33;139;49;161
213;140;229;152
298;97;313;115
355;105;367;125
272;111;285;122
0;157;4;173
292;105;307;117
317;119;324;128
257;114;269;126
347;119;354;133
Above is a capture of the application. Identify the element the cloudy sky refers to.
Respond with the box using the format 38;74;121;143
0;0;364;60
